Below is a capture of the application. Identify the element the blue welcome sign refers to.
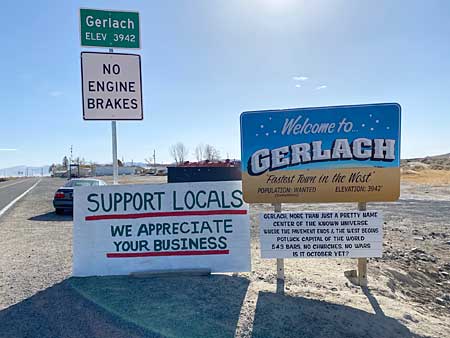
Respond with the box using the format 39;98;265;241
240;103;401;203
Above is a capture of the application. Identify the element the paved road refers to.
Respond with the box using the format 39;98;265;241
0;178;40;213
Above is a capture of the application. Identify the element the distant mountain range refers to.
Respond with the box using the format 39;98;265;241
418;153;450;160
403;153;450;162
0;162;170;177
0;165;50;177
401;153;450;171
124;161;147;167
124;162;171;167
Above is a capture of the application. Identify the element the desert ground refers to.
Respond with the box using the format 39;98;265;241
0;168;448;338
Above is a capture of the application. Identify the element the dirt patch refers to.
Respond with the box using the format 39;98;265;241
402;169;450;185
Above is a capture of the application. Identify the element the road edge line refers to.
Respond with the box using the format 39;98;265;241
0;179;42;218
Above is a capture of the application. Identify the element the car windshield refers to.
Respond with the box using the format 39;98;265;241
64;180;101;187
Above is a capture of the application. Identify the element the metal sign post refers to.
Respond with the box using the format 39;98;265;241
111;121;118;184
109;47;119;185
80;8;143;185
357;202;368;286
273;202;285;295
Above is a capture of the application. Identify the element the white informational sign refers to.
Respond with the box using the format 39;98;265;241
260;211;383;259
73;181;251;276
81;52;143;120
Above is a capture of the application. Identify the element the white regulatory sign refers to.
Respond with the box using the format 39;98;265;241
81;52;143;120
260;211;383;259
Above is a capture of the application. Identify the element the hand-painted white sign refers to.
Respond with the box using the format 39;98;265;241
73;181;250;276
260;211;383;259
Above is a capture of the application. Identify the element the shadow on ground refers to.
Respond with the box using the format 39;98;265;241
0;275;249;338
251;290;423;338
28;211;73;222
0;276;425;338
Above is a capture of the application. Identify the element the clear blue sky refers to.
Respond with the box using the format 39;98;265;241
1;0;449;168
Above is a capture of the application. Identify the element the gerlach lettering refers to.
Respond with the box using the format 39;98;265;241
248;138;396;175
86;16;135;30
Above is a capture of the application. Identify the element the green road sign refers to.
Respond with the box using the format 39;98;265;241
80;8;140;49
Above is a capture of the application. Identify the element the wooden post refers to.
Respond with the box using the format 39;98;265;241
357;202;368;286
273;203;285;294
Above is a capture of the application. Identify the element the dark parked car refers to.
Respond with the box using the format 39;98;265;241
53;178;106;214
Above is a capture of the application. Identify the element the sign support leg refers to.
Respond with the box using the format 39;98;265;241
273;203;285;294
112;120;118;185
108;47;119;185
357;202;368;286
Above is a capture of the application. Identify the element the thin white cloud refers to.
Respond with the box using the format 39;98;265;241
295;84;301;88
292;76;308;81
315;85;327;90
0;149;17;151
49;91;63;97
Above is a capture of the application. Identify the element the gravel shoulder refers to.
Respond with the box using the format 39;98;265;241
0;177;449;338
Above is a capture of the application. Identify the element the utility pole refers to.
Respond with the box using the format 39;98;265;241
153;149;156;166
